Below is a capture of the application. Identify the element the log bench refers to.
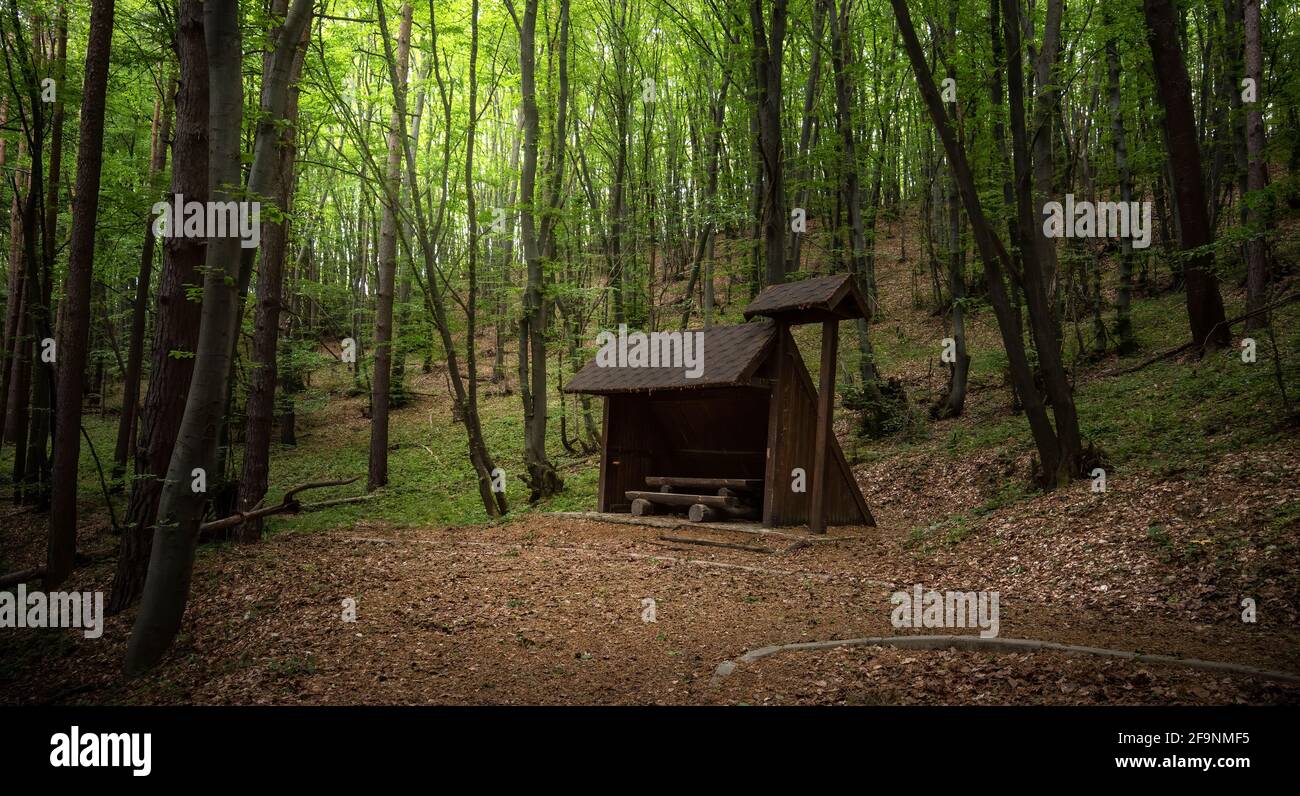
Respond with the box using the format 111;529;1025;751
643;476;762;493
626;476;761;522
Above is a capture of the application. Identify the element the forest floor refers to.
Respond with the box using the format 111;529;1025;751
2;214;1299;705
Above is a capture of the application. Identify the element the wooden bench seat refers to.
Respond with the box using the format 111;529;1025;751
625;488;759;523
644;476;762;492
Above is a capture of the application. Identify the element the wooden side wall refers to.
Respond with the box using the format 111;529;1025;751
763;326;873;527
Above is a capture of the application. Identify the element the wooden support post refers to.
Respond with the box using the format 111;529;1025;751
688;503;719;522
809;319;838;533
762;324;788;528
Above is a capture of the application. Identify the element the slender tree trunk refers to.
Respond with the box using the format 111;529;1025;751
125;0;245;674
787;0;825;273
1032;0;1063;305
828;0;879;388
110;0;208;613
750;0;789;286
381;0;506;517
517;0;567;502
493;109;521;383
890;0;1068;487
1106;11;1136;354
1143;0;1230;350
0;137;27;449
237;7;311;539
214;0;314;499
1242;0;1269;330
16;11;62;509
1002;0;1083;481
680;44;732;329
367;1;410;493
47;0;115;587
607;2;630;326
113;86;172;482
936;0;970;418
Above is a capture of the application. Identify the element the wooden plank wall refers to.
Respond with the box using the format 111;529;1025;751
601;389;769;513
763;326;871;526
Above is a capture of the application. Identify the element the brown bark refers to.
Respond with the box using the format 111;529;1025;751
1002;0;1083;481
1242;0;1269;330
0;136;26;449
368;1;411;492
1143;0;1230;349
828;0;880;389
381;0;505;517
889;0;1069;487
237;5;312;540
750;0;789;287
517;0;567;502
47;0;115;587
110;0;209;614
124;0;245;675
113;85;173;481
1031;0;1063;301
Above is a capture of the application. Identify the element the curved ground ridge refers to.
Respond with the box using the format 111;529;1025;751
720;635;1300;685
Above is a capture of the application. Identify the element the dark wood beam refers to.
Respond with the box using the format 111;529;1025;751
809;319;838;533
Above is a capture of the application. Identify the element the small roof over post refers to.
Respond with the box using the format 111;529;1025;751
744;273;869;534
743;273;871;325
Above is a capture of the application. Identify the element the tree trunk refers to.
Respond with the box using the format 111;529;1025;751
15;12;62;510
1142;0;1230;350
827;0;879;389
214;0;314;498
936;0;970;418
517;0;567;502
47;0;115;587
0;137;28;450
368;1;411;492
237;5;311;540
1002;0;1083;482
786;0;824;273
1032;0;1063;304
750;0;789;287
1106;10;1136;354
680;43;732;329
124;0;245;674
381;0;506;517
890;0;1069;487
1242;0;1269;330
110;0;208;614
113;85;172;483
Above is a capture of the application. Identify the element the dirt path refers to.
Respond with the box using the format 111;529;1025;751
5;511;1297;706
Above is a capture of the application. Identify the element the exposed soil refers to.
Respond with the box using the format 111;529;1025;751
3;472;1298;705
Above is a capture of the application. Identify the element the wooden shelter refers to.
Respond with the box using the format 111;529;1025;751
565;274;875;531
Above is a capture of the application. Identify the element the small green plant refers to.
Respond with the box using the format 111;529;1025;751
1147;524;1173;558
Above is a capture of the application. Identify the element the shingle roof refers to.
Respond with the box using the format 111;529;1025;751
564;320;776;394
743;273;870;322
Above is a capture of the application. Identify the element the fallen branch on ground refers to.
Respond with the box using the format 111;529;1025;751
199;477;360;533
